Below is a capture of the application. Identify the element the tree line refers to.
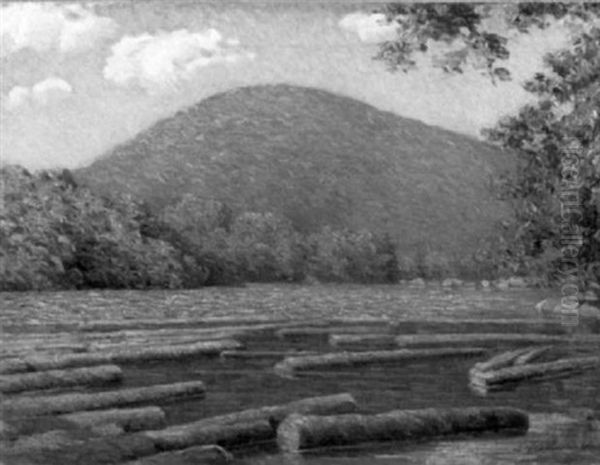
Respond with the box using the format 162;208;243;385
0;166;405;291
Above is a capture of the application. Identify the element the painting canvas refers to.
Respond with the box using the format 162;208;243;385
1;2;599;464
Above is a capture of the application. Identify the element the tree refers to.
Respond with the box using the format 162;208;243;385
483;27;600;284
374;3;600;284
374;3;600;82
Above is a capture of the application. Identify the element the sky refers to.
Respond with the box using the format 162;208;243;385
0;1;590;169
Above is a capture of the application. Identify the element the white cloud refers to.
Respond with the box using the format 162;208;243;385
0;3;117;57
103;29;253;93
339;12;398;44
5;77;73;111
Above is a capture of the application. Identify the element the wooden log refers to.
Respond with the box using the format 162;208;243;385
0;340;242;374
274;348;486;375
122;445;233;464
0;419;16;440
514;346;553;365
328;334;397;349
194;393;358;427
2;432;159;465
83;327;252;342
60;407;166;432
2;381;206;417
394;333;600;348
220;350;318;360
469;356;600;392
276;407;529;452
143;419;274;451
88;333;245;351
0;343;89;357
0;364;122;394
391;318;566;334
470;348;533;374
77;318;293;332
276;326;390;340
1;429;82;453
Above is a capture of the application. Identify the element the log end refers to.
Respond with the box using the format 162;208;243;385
276;413;307;453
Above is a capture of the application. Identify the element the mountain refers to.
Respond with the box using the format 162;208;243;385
76;84;515;262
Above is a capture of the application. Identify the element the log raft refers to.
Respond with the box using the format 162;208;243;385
470;355;600;392
277;407;529;453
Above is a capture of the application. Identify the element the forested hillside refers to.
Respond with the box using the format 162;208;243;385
77;84;515;268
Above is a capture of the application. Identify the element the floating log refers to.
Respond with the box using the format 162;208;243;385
391;318;566;334
0;419;16;440
0;364;122;394
328;334;397;349
0;340;242;374
60;406;166;432
122;445;233;465
394;333;600;348
88;333;245;351
196;393;357;427
220;350;318;360
470;356;600;392
1;429;82;453
83;327;252;342
77;318;293;332
326;318;391;327
274;348;486;375
470;348;533;374
2;381;206;417
0;343;89;358
276;326;390;340
143;419;274;451
2;431;158;465
514;346;552;365
277;406;529;453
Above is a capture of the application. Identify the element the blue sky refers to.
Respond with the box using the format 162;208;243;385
0;2;588;169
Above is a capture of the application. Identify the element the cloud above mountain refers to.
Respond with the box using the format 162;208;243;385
5;77;73;111
103;29;254;93
0;3;117;57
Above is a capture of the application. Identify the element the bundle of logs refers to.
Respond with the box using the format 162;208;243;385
1;315;598;464
469;346;600;394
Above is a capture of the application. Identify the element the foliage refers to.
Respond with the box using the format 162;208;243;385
0;167;185;291
2;162;510;290
306;228;400;283
483;27;600;285
373;3;600;285
374;3;600;82
228;212;306;282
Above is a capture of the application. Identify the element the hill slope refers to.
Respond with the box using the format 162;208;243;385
77;84;515;261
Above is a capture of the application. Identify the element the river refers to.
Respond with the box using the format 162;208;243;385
1;283;599;464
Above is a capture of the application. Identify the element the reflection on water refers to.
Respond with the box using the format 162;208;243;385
2;284;599;464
